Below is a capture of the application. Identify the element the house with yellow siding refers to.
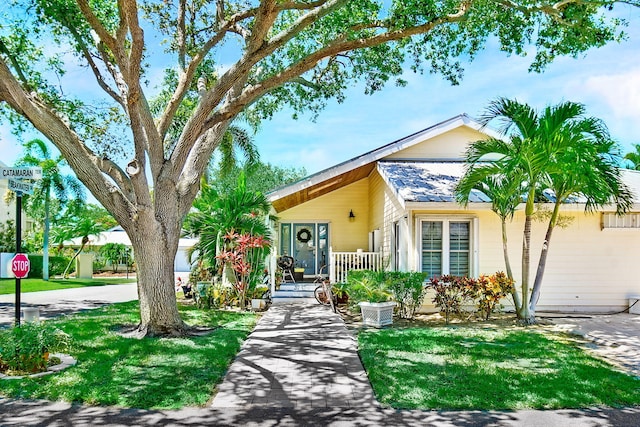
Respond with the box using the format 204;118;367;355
267;114;640;312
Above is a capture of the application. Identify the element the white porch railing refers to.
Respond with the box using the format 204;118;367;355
329;247;383;284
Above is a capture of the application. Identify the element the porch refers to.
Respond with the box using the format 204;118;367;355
268;248;383;303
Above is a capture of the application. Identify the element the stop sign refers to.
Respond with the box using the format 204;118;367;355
11;253;30;279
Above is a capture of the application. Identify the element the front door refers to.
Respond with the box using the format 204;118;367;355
293;224;315;275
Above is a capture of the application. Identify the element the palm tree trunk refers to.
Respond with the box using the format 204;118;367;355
518;195;536;324
502;219;522;312
43;187;51;280
529;201;561;315
62;242;86;278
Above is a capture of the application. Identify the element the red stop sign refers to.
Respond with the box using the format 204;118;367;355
11;253;30;279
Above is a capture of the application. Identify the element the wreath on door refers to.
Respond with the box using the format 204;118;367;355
296;228;312;243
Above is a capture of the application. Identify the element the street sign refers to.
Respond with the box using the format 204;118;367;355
11;253;30;279
0;167;43;180
8;179;34;195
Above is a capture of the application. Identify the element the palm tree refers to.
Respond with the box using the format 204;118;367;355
16;139;84;280
457;168;525;312
529;114;633;311
184;171;273;271
458;98;632;323
624;144;640;171
62;215;107;278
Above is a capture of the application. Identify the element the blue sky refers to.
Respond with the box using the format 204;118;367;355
1;5;639;178
253;6;640;175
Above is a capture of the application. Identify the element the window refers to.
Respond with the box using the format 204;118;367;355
602;213;640;229
418;218;475;278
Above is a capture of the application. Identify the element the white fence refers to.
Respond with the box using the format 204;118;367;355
329;248;383;284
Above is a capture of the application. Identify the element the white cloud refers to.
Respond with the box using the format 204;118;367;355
580;70;640;119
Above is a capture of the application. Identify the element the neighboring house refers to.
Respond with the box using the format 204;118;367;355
267;114;640;312
66;226;197;274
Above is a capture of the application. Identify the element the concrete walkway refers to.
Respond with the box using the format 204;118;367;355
211;303;377;409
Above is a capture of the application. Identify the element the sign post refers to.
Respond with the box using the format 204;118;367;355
14;193;23;326
0;166;41;326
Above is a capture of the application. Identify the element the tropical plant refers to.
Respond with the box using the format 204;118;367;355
345;270;392;310
61;213;108;278
456;98;633;323
99;243;131;273
215;231;271;309
385;271;428;320
0;1;628;336
624;144;640;171
474;272;515;321
0;322;71;375
184;172;273;270
457;171;524;310
427;275;478;324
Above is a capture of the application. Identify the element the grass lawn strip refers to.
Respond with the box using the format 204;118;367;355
359;326;640;410
0;278;137;294
0;301;257;409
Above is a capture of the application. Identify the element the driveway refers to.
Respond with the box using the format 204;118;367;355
544;313;640;377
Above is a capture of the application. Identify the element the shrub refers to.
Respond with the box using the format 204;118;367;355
49;255;71;276
26;254;43;278
0;322;71;374
386;271;428;319
475;272;515;320
427;275;477;324
19;255;71;278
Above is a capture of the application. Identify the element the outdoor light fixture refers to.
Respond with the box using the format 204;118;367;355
349;209;356;222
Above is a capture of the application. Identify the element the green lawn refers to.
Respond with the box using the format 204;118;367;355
0;277;136;295
0;301;257;409
359;326;640;410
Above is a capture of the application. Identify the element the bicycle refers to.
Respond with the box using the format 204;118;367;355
314;279;336;313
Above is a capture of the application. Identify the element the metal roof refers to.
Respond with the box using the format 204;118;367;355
377;161;490;204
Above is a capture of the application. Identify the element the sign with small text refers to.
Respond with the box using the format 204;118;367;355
0;167;43;180
8;179;34;195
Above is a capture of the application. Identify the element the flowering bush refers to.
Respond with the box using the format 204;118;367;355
216;231;271;309
475;272;515;320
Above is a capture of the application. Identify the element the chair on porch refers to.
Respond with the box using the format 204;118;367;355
277;256;296;283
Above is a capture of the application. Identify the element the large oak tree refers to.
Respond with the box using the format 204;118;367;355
0;0;636;336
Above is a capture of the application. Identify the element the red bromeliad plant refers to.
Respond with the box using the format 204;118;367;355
216;231;271;309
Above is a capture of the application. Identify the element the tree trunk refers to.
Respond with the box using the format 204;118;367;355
43;188;50;281
501;219;521;312
518;213;535;324
529;201;561;316
63;242;85;278
127;216;187;337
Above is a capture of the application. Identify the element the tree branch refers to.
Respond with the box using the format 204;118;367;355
156;7;259;139
0;39;32;91
177;0;187;70
0;56;136;226
205;1;473;130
